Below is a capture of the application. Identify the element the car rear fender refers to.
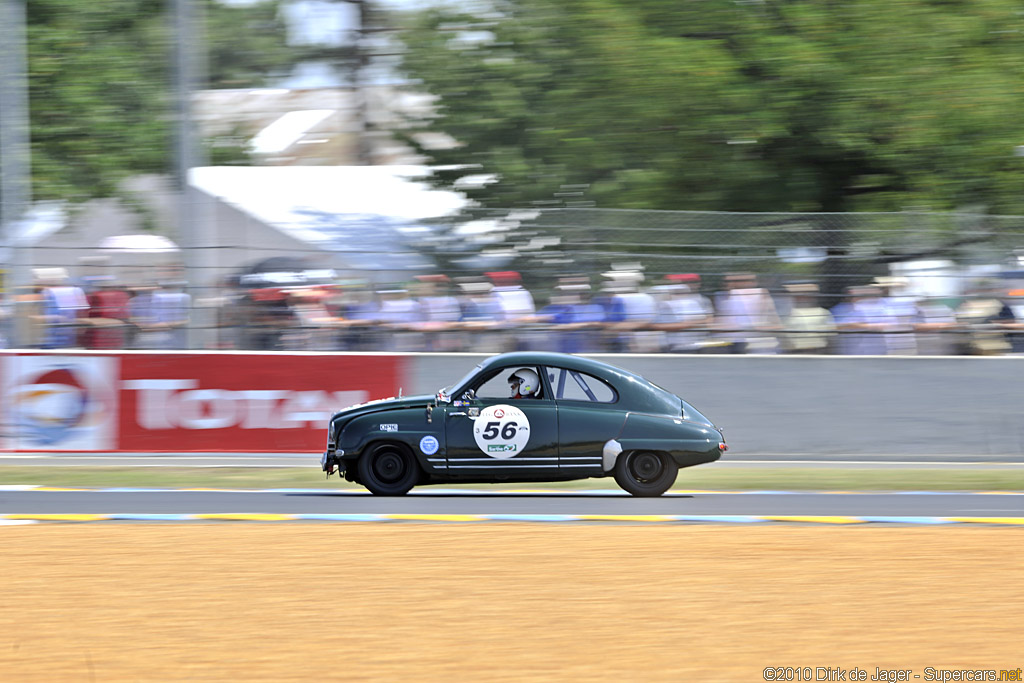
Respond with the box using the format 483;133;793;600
604;412;722;470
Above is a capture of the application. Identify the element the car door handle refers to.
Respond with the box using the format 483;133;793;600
448;411;468;417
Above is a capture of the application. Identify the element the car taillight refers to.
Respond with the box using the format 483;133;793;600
718;442;728;451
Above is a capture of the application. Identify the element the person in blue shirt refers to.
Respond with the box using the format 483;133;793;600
831;285;887;355
537;277;606;353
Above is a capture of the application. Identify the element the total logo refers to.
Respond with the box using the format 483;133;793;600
3;358;117;449
124;380;367;430
10;368;93;445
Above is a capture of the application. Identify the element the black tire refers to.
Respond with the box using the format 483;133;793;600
357;443;420;496
613;451;678;497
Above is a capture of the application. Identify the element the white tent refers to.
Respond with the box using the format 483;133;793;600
98;234;180;254
188;165;471;283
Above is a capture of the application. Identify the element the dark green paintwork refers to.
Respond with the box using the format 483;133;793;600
324;352;725;485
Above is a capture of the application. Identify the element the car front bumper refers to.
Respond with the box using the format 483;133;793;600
321;447;345;472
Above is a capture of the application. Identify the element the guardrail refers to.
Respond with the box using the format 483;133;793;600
2;351;1022;456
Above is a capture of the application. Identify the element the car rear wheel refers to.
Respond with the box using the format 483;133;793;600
613;451;678;497
357;443;420;496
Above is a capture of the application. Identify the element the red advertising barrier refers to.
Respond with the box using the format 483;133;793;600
0;352;405;452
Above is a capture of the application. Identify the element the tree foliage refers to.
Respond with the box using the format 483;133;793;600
26;0;299;201
398;0;1024;214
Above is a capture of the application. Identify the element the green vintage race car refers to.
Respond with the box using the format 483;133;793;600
320;351;726;496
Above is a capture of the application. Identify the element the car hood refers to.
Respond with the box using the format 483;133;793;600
330;394;435;422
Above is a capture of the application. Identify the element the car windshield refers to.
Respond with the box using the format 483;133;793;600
440;363;484;397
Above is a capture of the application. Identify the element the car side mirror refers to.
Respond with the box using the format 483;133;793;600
435;391;451;404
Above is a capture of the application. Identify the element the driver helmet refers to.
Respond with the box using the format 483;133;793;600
507;368;540;397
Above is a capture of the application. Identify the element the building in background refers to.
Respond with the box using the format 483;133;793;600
195;86;453;167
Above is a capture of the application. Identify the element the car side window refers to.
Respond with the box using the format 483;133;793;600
549;368;616;403
475;366;546;400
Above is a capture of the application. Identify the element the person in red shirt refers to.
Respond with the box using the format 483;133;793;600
83;277;130;349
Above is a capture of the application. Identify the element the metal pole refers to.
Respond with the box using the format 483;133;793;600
354;0;372;165
0;0;31;347
173;0;208;349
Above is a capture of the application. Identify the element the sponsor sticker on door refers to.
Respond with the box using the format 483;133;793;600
472;404;530;459
419;435;440;455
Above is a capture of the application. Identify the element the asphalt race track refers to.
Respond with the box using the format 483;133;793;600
4;451;1024;524
2;488;1023;523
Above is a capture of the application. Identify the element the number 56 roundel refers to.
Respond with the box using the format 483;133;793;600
472;404;531;459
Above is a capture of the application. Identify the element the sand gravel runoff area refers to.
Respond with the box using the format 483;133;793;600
2;525;1022;682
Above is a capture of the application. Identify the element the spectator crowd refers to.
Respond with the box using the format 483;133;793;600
3;265;1024;356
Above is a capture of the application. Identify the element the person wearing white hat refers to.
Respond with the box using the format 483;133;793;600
781;283;835;354
35;267;88;349
873;276;918;355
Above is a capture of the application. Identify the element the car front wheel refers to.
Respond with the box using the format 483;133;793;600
613;451;678;497
357;443;420;496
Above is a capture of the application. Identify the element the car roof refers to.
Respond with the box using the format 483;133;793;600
476;351;630;377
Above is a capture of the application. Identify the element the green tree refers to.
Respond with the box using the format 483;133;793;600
26;0;299;201
206;0;299;88
398;0;1024;214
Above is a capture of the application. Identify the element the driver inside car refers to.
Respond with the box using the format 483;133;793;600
508;368;541;399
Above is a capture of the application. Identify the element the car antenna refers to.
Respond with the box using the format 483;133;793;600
399;387;403;398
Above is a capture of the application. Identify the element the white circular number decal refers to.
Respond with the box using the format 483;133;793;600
472;405;531;459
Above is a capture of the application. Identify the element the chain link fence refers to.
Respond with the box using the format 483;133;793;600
451;208;1024;304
